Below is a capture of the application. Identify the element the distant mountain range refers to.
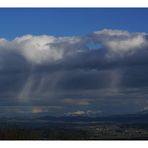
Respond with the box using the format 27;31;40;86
1;110;148;123
36;110;148;123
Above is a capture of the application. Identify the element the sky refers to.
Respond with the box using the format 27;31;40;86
0;8;148;39
0;8;148;117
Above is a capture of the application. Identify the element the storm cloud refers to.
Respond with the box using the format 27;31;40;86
0;29;148;115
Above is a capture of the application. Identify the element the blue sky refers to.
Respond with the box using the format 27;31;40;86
0;8;148;39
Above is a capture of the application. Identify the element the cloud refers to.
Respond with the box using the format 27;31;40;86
63;98;93;106
0;34;84;67
14;35;61;64
0;29;148;72
31;106;49;113
91;29;148;57
66;110;102;116
0;29;148;115
66;110;85;116
13;35;84;65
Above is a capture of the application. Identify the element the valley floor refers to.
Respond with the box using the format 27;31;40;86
0;121;148;140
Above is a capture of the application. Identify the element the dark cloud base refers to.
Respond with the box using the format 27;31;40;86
0;29;148;115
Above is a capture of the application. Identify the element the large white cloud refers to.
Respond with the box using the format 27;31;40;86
0;34;84;65
91;29;148;57
0;28;147;67
14;35;85;65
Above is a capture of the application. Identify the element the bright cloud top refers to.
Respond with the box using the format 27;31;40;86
91;29;147;57
0;29;147;66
